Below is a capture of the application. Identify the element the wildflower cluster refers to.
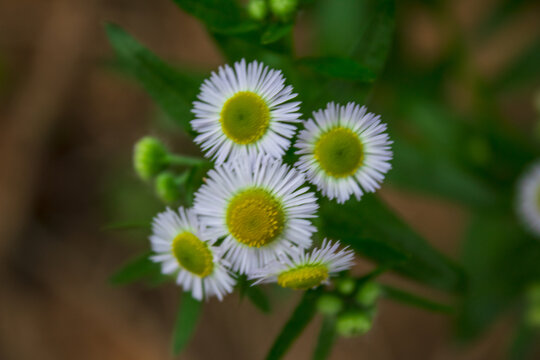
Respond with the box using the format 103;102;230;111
137;59;393;303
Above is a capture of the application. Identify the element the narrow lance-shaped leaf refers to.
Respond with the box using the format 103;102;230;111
105;24;200;132
312;316;337;360
109;251;163;285
266;289;322;360
319;195;465;293
237;275;272;314
172;292;203;355
261;23;294;45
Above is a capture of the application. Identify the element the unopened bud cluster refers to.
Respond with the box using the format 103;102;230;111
316;276;381;337
247;0;298;21
133;136;203;203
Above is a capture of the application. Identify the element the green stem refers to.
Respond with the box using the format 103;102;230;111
313;316;337;360
167;154;208;167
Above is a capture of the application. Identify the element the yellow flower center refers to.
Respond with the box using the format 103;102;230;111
220;91;271;144
226;188;285;247
277;264;329;290
314;127;364;178
171;232;214;277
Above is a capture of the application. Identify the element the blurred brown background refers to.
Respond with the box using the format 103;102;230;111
0;0;539;359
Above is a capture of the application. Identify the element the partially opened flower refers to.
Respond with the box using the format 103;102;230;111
193;154;318;274
150;207;235;301
250;240;354;290
192;59;301;164
517;162;540;237
295;102;392;203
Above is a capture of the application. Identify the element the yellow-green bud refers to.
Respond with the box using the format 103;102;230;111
316;294;343;316
526;305;540;327
525;283;540;327
355;282;381;307
248;0;268;21
336;311;372;337
133;137;169;180
269;0;298;19
155;172;182;203
336;278;355;295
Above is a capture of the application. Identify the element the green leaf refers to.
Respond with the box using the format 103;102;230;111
109;251;162;285
312;316;336;360
319;195;465;293
266;289;322;360
495;38;540;91
261;23;294;45
457;213;540;340
172;0;258;34
172;292;202;355
388;140;497;207
350;0;395;75
297;57;376;82
246;285;272;313
509;320;539;360
237;275;272;313
105;24;200;132
381;285;454;314
316;0;395;76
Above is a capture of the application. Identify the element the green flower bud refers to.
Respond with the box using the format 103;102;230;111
155;172;182;203
269;0;298;19
336;278;355;295
355;281;381;307
316;294;343;316
248;0;268;21
526;305;540;327
336;311;373;337
525;283;540;327
133;137;169;180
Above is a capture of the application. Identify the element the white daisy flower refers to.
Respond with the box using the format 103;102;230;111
295;102;393;203
193;154;318;274
517;161;540;237
191;59;301;164
150;207;235;301
250;239;355;290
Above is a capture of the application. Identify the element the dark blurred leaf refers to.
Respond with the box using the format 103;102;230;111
509;320;539;360
171;0;258;34
382;285;454;314
261;23;294;45
246;286;272;313
172;292;202;355
476;0;533;40
495;38;540;91
237;276;272;313
297;57;376;82
319;195;465;293
316;0;366;56
388;140;497;207
316;0;395;76
106;24;200;132
266;289;322;360
312;316;336;360
109;251;162;285
350;0;395;75
457;213;540;340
